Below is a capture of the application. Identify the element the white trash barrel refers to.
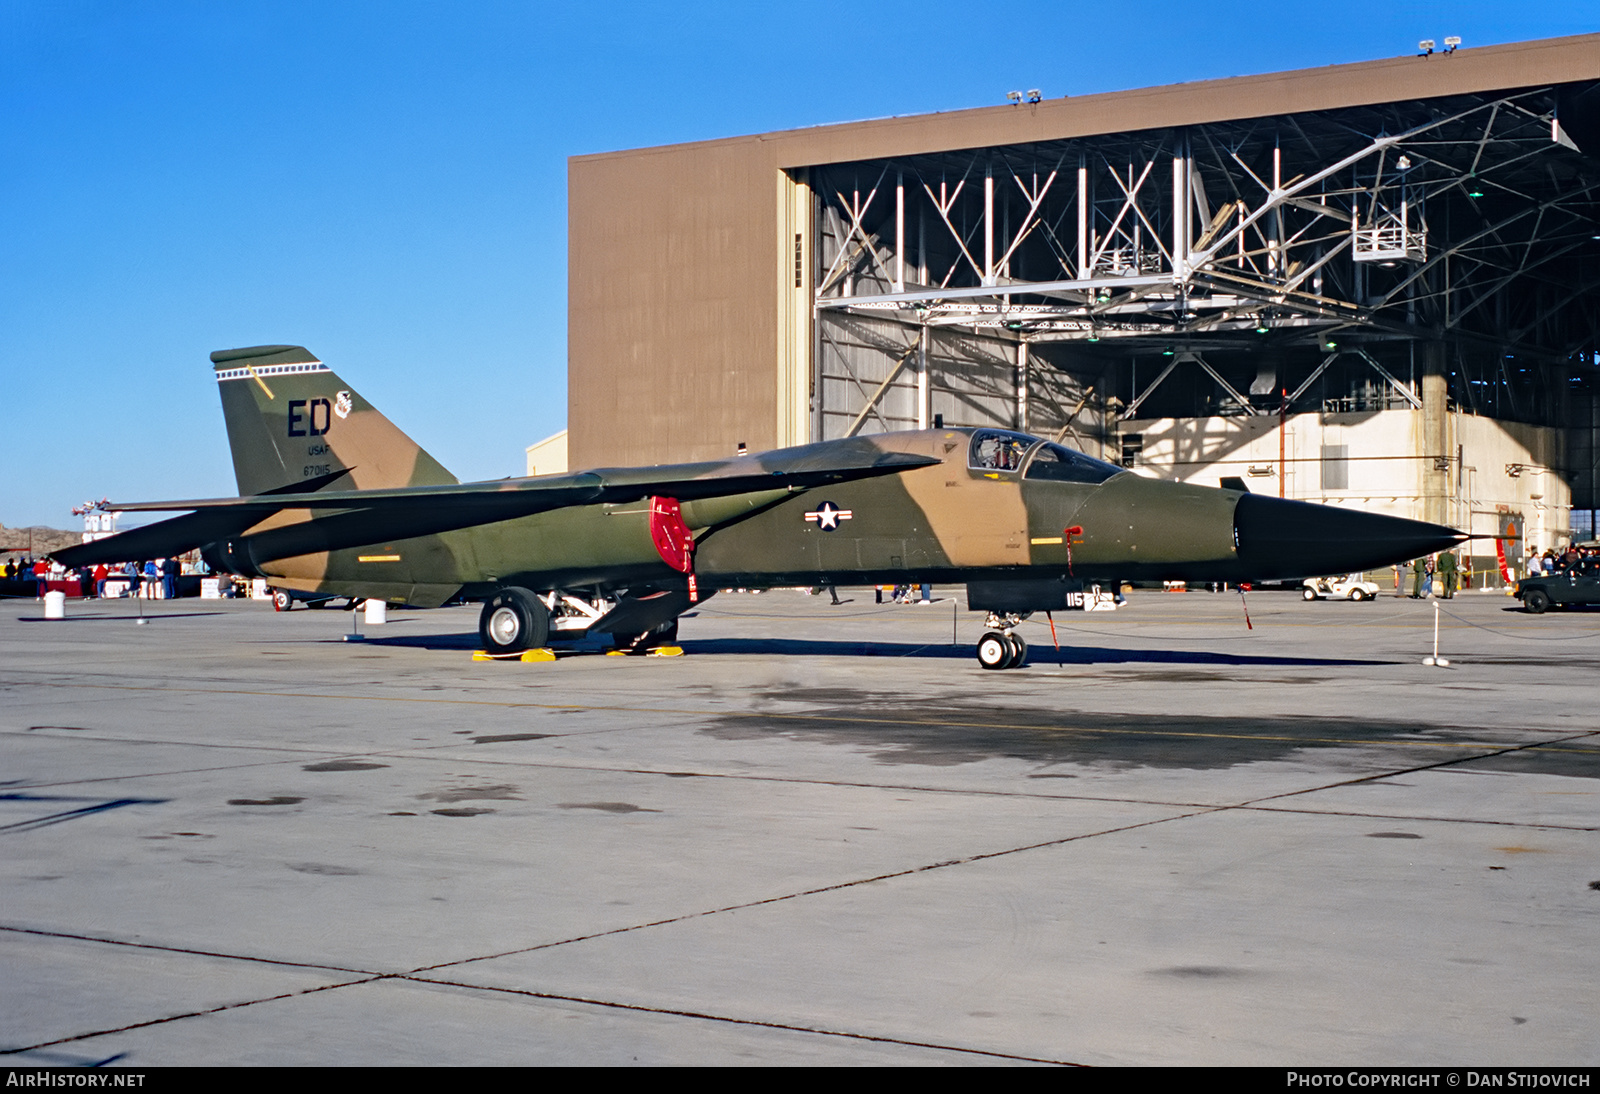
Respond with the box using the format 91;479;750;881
364;598;387;625
43;591;66;620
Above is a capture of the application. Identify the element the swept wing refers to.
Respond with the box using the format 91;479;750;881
54;440;938;567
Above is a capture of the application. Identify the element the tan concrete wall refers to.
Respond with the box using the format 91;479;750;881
1125;408;1573;547
1454;413;1571;554
524;430;568;477
568;139;783;470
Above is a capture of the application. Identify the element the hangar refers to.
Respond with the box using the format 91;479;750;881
568;34;1600;577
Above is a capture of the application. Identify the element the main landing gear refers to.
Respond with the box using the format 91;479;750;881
479;586;550;654
976;613;1028;670
477;587;685;655
613;618;679;654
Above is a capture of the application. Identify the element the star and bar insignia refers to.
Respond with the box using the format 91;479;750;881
803;501;853;531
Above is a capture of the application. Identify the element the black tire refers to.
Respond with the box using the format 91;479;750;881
1303;587;1318;601
1350;589;1367;602
1006;633;1028;669
977;631;1010;670
479;587;550;653
271;589;293;612
1524;589;1551;615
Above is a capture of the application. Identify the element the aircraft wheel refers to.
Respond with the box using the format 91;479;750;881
1302;587;1318;601
479;587;550;653
271;589;293;612
1524;589;1551;615
977;631;1011;670
1005;633;1028;668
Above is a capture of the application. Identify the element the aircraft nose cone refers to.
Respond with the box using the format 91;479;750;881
1234;494;1463;579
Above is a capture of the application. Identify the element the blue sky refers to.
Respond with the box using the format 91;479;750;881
2;1;1596;528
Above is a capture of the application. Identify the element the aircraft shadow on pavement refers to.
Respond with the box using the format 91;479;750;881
340;626;1401;662
15;611;232;623
350;632;1392;667
345;632;483;650
680;637;1393;667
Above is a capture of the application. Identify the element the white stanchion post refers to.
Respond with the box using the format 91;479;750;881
364;598;386;625
344;600;365;642
43;590;66;620
1423;599;1450;667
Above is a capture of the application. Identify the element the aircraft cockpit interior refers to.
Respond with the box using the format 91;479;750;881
967;429;1124;485
968;430;1033;473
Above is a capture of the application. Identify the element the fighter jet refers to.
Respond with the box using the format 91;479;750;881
57;345;1464;668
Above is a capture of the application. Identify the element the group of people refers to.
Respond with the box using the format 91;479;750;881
1405;541;1599;598
1525;544;1600;576
1408;551;1460;599
2;556;184;600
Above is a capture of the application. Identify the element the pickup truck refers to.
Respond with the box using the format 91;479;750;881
1515;565;1600;613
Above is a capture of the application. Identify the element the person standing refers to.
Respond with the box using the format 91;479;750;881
1437;550;1457;599
1410;556;1427;599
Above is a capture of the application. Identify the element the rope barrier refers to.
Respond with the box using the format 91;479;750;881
1430;600;1600;641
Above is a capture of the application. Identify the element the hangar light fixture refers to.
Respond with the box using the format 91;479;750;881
1444;36;1461;52
1006;91;1023;105
1418;39;1435;56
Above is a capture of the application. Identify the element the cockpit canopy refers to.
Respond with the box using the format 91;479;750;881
967;428;1124;485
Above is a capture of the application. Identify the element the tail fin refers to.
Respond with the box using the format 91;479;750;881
211;345;457;496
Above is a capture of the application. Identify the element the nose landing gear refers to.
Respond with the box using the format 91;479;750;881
976;613;1028;670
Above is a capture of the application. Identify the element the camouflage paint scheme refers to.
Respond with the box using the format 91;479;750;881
59;346;1462;639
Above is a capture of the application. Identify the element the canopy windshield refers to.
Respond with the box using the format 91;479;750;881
967;429;1123;485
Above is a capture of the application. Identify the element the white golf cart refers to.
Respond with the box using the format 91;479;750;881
1302;573;1382;602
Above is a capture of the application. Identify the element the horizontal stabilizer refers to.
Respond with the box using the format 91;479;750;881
52;509;267;567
